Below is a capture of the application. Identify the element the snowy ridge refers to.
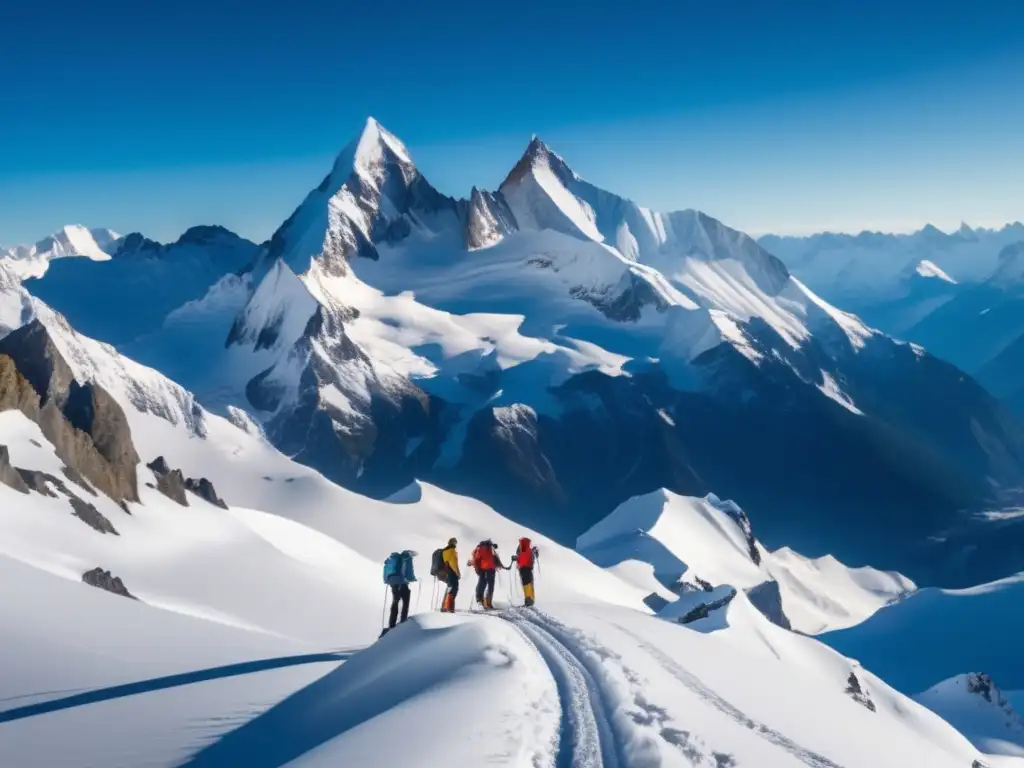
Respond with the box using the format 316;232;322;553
577;489;915;634
1;225;120;278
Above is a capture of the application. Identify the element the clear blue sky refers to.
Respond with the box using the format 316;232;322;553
1;0;1022;245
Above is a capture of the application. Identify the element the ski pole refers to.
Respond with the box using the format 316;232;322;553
381;585;388;630
415;580;423;614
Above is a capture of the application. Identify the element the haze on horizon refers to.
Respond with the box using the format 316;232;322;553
1;0;1022;245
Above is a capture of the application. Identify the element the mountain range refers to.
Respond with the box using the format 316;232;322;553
8;118;1024;586
762;225;1024;418
2;118;1023;767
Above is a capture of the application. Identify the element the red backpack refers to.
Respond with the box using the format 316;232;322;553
517;538;534;567
472;541;496;571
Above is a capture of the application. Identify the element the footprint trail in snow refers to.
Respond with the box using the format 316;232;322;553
501;609;620;768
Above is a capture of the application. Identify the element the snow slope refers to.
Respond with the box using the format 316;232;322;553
180;601;1003;768
1;225;119;278
822;574;1024;694
577;489;914;634
916;674;1024;759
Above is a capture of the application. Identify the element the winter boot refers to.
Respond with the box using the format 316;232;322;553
523;583;535;607
484;596;494;610
442;593;455;613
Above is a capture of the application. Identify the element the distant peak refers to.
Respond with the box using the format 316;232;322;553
916;223;949;240
501;134;576;188
330;116;413;181
174;224;244;246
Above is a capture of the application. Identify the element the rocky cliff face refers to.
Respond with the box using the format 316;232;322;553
0;320;140;504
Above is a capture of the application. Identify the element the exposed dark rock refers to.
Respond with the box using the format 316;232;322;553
69;496;119;535
146;456;188;506
0;444;29;493
82;567;135;599
184;477;228;509
745;580;792;630
146;455;171;476
570;270;671;322
0;353;41;417
967;672;996;703
678;588;737;625
16;468;62;497
693;576;715;593
844;672;876;712
0;321;140;504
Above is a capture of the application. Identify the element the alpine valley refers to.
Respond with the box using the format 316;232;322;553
1;119;1022;768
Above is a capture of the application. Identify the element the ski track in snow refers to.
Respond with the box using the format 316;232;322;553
501;609;620;768
500;609;739;768
611;623;847;768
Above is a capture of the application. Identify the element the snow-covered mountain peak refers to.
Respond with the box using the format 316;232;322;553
1;224;120;278
328;116;414;189
262;117;457;277
502;135;578;188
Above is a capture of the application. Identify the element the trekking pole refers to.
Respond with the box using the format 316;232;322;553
415;580;423;614
381;586;388;630
431;577;438;611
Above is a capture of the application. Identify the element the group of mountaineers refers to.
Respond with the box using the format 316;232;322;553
380;536;539;636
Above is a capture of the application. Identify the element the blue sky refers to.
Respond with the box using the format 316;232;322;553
1;0;1022;245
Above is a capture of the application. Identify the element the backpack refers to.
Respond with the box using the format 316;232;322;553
518;538;534;568
399;551;417;583
383;552;405;586
473;541;495;571
430;548;446;578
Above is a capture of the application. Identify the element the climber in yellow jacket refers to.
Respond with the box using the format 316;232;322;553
440;538;461;612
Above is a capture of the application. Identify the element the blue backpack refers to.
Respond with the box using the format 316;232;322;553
383;551;417;586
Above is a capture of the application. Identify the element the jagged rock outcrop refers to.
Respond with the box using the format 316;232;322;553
147;455;228;508
82;567;135;599
146;456;188;506
69;496;119;535
17;468;66;497
463;187;517;249
0;445;29;493
0;321;140;504
675;589;741;626
844;671;876;712
184;477;228;509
